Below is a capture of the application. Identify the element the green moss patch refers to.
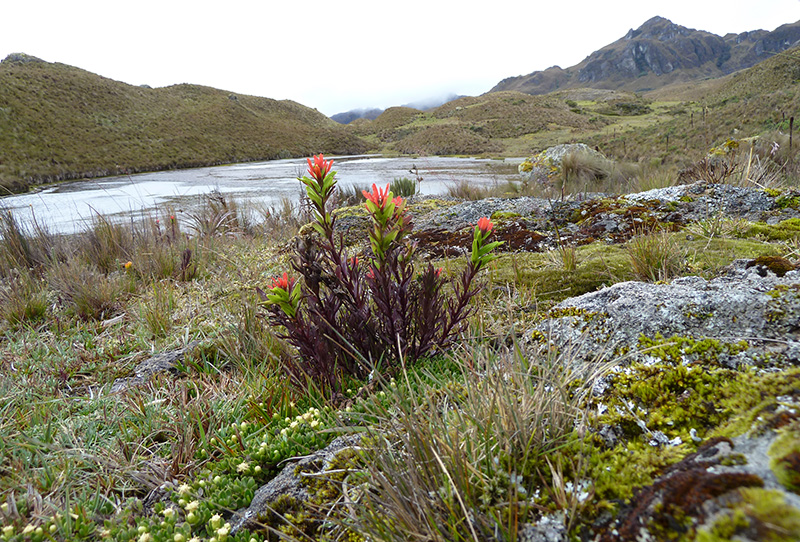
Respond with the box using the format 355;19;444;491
769;428;800;494
696;488;800;542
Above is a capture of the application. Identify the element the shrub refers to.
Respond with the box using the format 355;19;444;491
260;155;501;395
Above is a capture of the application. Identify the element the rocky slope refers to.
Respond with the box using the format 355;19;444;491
492;16;800;95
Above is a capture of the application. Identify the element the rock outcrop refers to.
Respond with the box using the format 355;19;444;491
492;16;800;95
535;261;800;368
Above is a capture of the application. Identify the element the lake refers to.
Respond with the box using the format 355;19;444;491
0;155;522;234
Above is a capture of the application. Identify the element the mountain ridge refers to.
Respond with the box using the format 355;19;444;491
491;16;800;95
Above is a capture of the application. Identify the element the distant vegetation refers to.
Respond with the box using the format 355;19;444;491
2;27;799;199
0;54;367;194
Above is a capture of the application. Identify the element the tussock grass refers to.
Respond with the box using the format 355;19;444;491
347;340;613;541
626;230;686;282
389;176;417;197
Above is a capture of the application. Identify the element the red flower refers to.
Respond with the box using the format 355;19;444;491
362;183;392;210
307;154;333;182
435;267;443;278
477;217;494;235
270;272;293;290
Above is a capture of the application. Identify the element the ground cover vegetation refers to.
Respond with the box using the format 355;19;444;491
1;43;800;542
2;136;800;540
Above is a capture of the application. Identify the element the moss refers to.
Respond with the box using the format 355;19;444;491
712;369;800;438
638;334;748;366
769;428;800;493
745;255;797;277
743;218;800;241
775;193;800;210
268;447;366;540
719;453;748;467
696;488;800;542
491;211;521;220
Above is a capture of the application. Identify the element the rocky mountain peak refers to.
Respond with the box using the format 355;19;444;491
625;16;693;42
491;16;800;96
2;53;45;65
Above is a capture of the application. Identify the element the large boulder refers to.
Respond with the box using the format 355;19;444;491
519;143;606;186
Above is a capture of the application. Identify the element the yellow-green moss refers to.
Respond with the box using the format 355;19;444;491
769;428;800;493
638;333;748;366
696;488;800;542
744;218;800;241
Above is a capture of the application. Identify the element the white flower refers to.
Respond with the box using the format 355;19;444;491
22;524;35;535
237;461;250;473
178;483;192;496
185;500;200;512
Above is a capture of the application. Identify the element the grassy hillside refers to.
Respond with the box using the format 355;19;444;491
0;54;368;193
585;47;800;166
349;48;799;167
349;91;616;155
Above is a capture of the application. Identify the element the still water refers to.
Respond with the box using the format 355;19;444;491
1;155;521;234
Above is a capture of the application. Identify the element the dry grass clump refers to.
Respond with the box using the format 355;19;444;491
559;150;639;195
626;230;686;282
347;340;611;541
0;268;48;327
47;257;136;321
0;209;61;274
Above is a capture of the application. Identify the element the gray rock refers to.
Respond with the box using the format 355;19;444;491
230;434;362;535
536;261;800;367
519;514;567;542
110;342;197;393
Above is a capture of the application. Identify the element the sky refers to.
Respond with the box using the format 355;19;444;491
2;1;799;116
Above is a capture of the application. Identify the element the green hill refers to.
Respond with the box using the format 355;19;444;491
348;91;617;156
584;46;800;165
0;54;368;193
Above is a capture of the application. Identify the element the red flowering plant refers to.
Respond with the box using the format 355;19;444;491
259;154;502;396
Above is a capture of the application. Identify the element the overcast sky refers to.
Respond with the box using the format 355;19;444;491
2;1;799;116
